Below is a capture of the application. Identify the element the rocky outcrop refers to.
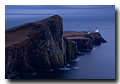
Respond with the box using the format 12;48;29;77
84;32;107;44
5;15;65;76
5;46;34;74
65;37;93;51
63;37;77;60
63;31;107;51
5;15;107;78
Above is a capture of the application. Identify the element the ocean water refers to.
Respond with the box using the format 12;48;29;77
5;15;115;79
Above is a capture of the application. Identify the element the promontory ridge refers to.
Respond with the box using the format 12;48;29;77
5;15;107;78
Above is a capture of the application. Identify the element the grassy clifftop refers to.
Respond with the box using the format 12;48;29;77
5;15;65;77
5;15;107;78
5;15;63;48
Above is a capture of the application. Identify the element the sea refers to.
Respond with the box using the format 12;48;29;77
5;15;115;79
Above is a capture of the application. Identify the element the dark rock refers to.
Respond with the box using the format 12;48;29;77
95;37;101;44
64;36;93;51
45;15;63;51
100;37;107;43
85;32;107;44
62;31;107;60
5;15;107;78
70;38;93;50
5;47;34;75
63;37;77;60
5;15;65;77
63;31;107;51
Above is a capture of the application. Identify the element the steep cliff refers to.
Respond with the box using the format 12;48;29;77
5;15;65;75
84;32;107;44
63;37;77;60
63;31;107;51
65;37;93;51
5;15;107;78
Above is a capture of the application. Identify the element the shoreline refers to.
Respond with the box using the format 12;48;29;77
5;15;107;79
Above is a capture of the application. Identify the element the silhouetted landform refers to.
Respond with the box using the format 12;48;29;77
5;15;107;78
63;31;107;51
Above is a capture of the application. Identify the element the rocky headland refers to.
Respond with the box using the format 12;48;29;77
5;15;107;78
63;31;107;51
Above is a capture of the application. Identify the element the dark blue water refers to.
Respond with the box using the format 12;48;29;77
5;15;115;79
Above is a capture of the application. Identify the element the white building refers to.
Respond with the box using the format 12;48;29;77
95;27;98;32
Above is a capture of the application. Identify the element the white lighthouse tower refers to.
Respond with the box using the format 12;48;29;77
95;27;98;32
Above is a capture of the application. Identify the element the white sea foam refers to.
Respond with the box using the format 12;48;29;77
59;68;71;70
75;58;80;61
92;47;96;50
81;55;86;57
72;67;80;69
70;58;80;62
67;64;70;66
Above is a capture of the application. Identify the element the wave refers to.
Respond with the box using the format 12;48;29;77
67;64;70;66
72;67;80;69
92;47;96;50
58;66;71;70
69;58;80;62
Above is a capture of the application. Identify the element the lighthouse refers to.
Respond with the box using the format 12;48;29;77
95;27;98;32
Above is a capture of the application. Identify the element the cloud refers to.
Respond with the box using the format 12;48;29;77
5;5;115;17
6;9;75;14
5;5;115;10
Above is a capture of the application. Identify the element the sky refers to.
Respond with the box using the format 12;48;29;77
5;5;115;17
5;5;115;80
0;0;116;84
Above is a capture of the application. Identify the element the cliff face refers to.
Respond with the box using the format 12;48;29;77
5;15;65;75
85;32;107;44
65;37;93;51
63;37;77;60
5;15;107;78
63;31;107;51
